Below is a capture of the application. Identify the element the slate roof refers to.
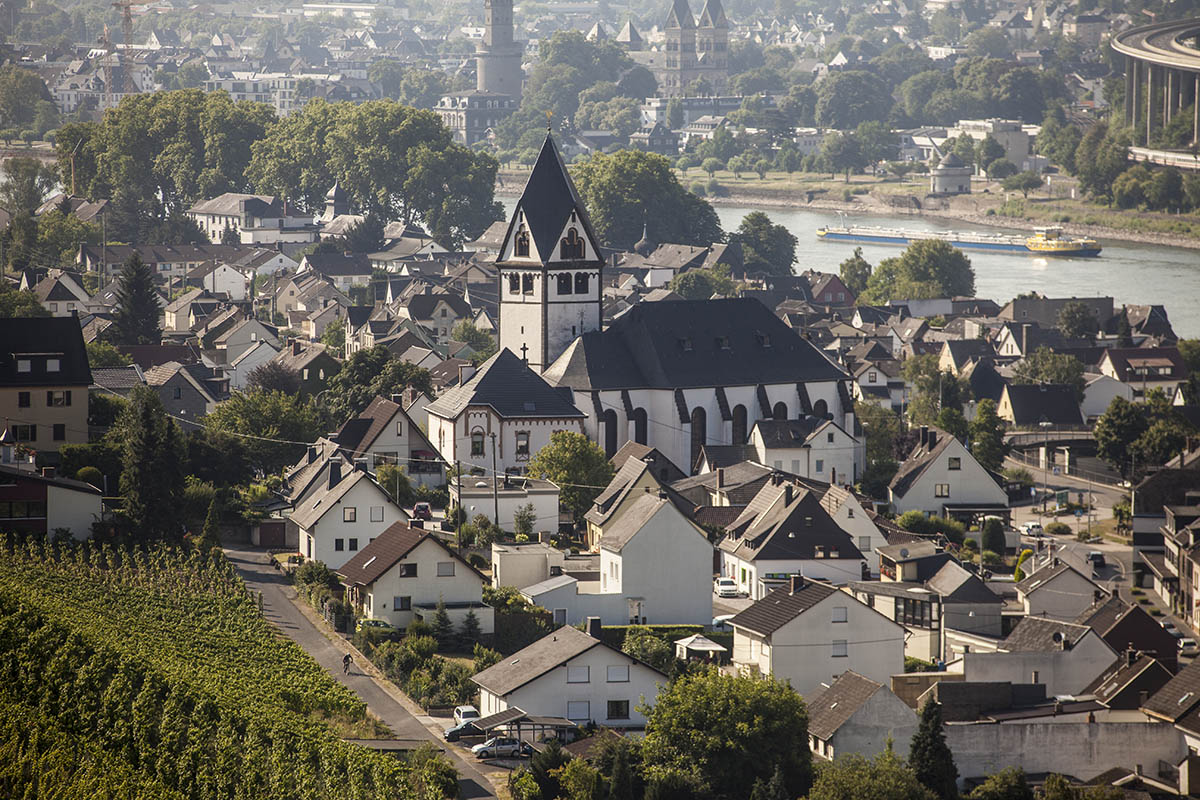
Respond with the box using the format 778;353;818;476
188;192;278;217
1002;384;1083;427
1141;661;1200;723
1083;655;1171;706
544;298;848;391
0;464;102;495
598;492;669;553
0;317;92;387
473;626;607;696
405;291;471;321
1015;560;1092;596
730;579;836;636
427;349;585;420
925;561;1001;604
1002;617;1092;652
751;417;826;449
808;671;885;740
91;365;144;390
304;252;372;276
719;484;863;563
888;427;957;499
334;396;404;458
289;468;372;530
337;522;475;586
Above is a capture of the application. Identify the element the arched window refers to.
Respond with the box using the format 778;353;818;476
632;408;648;445
731;404;747;444
557;273;573;295
690;407;707;473
574;272;590;293
602;409;619;457
812;398;829;419
515;225;530;257
560;228;585;260
508;274;520;294
773;402;788;421
470;429;485;457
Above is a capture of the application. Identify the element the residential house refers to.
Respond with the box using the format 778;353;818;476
1099;347;1189;401
719;477;868;598
1081;374;1134;421
472;622;667;728
273;340;341;397
426;349;586;475
0;317;92;448
337;522;493;634
0;463;102;539
851;360;906;413
90;365;146;399
997;384;1084;429
803;271;856;308
164;289;225;333
299;252;372;292
186;261;249;301
999;296;1114;330
807;672;918;762
746;417;864;486
1074;595;1179;673
331;395;444;486
731;575;906;699
1015;559;1105;621
32;270;91;317
227;340;280;391
1141;661;1200;756
143;362;223;426
1083;652;1174;711
399;290;472;345
888;426;1008;519
289;461;409;569
185;193;315;245
491;541;566;591
215;318;280;362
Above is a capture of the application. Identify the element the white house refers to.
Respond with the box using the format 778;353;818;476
807;672;918;763
491;541;567;590
289;461;409;569
719;477;868;599
190;261;250;301
226;339;280;390
426;349;586;475
337;522;493;634
472;622;666;728
731;575;906;700
1081;374;1134;421
186;193;315;245
1014;560;1105;621
888;426;1008;518
747;417;864;487
332;395;445;487
0;463;103;540
522;490;713;626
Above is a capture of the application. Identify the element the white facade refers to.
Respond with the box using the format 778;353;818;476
47;483;103;539
454;479;561;535
1082;374;1134;421
823;488;888;577
951;630;1116;697
359;537;494;634
1017;565;1102;621
227;341;280;391
297;477;408;569
721;549;867;599
478;638;665;728
750;419;863;486
491;542;566;590
733;590;905;699
810;683;918;762
429;407;585;475
199;264;250;301
889;436;1008;516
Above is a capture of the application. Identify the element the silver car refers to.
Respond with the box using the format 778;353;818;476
472;737;523;759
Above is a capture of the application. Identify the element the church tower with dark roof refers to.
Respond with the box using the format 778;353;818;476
495;133;604;373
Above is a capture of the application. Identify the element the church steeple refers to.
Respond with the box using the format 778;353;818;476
496;133;603;374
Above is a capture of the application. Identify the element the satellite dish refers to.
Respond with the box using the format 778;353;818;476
899;548;909;558
1052;632;1064;643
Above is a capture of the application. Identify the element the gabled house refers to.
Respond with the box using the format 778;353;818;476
337;521;492;634
332;395;444;486
32;270;91;317
472;622;666;728
400;290;472;345
186;261;249;301
746;417;863;486
426;349;586;475
731;575;905;698
0;463;102;539
227;339;280;391
807;671;917;762
997;384;1084;429
888;425;1008;519
1099;346;1189;401
719;476;867;598
299;252;372;292
1015;559;1105;621
273;340;341;397
289;461;409;569
1074;595;1179;673
1083;652;1174;710
143;361;222;425
851;359;906;413
1141;661;1200;754
0;317;92;448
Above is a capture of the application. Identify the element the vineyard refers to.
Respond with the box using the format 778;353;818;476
0;535;457;799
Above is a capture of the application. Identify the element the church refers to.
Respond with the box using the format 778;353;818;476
496;133;860;477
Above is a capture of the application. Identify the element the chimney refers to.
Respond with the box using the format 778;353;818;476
927;431;937;448
919;426;928;447
292;339;302;356
585;616;602;638
716;467;725;488
459;363;477;384
1094;589;1103;603
328;460;341;489
1126;647;1138;667
307;445;317;464
790;574;805;594
41;466;54;478
784;484;794;505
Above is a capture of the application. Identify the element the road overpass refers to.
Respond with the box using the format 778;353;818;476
1113;19;1200;152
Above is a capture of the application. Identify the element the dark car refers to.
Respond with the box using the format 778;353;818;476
412;502;433;521
443;721;484;742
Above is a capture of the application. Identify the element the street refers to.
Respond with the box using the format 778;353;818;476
224;544;498;799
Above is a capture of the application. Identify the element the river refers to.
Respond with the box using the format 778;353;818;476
501;196;1200;337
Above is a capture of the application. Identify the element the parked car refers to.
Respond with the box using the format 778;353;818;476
1180;637;1198;655
355;618;394;634
472;737;524;759
1087;551;1106;568
454;705;480;726
711;614;735;632
715;577;738;598
412;502;433;521
1020;522;1044;537
444;720;484;742
1163;621;1184;638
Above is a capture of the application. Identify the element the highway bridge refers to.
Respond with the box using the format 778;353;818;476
1113;19;1200;154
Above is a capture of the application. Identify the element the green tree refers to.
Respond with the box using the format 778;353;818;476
431;596;454;649
1135;417;1191;468
553;758;603;800
815;70;893;128
202;390;322;474
0;283;49;317
641;669;812;799
730;211;797;277
981;517;1005;555
968;399;1007;472
986;159;1019;180
530;739;573;800
368;58;406;97
820;131;865;182
839;247;872;295
974;135;1005;171
320;322;346;353
909;699;958;800
1001;171;1043;198
809;747;936;800
198;497;221;549
246;361;301;394
513;502;536;537
112;254;162;345
1055;301;1098;339
964;27;1010;58
668;265;738;300
86;340;129;367
903;354;969;426
608;742;636;800
1011;347;1086;401
119;385;185;540
1095;395;1149;473
936;407;968;441
966;767;1033;800
666;98;684;129
622;627;675;673
451;320;497;361
749;764;790;800
36;208;100;265
525;431;614;521
1013;548;1033;582
376;463;415;508
861;240;975;304
571;149;723;251
0;65;55;130
701;157;723;177
322;345;434;423
0;157;55;216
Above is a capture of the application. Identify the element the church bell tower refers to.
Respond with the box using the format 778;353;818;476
496;133;604;373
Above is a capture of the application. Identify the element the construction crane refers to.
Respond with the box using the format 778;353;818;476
111;0;154;95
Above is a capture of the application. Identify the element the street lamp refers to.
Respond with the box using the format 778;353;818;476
1039;418;1052;515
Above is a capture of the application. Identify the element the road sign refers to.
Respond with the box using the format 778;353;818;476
1075;509;1083;518
1055;490;1069;508
1052;466;1061;475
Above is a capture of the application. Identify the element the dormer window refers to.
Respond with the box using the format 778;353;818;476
678;337;693;351
755;332;771;348
515;226;530;257
715;336;730;350
561;228;585;260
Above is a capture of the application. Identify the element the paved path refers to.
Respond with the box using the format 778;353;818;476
225;544;498;799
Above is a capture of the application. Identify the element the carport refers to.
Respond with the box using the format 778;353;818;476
473;707;579;743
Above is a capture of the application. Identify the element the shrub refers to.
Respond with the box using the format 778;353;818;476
905;656;937;672
705;177;724;196
980;549;1002;566
467;553;489;571
295;560;339;589
690;180;707;196
75;466;103;488
1045;521;1072;537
